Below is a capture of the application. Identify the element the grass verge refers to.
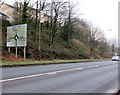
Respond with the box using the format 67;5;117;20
1;59;111;67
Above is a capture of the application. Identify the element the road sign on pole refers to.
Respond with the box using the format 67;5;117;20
7;24;27;47
7;24;27;60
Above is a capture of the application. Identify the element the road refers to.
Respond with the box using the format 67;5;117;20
2;61;119;93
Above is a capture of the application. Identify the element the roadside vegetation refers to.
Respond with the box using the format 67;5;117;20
1;0;115;64
1;59;111;67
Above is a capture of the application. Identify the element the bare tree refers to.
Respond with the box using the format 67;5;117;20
62;1;79;47
88;26;106;57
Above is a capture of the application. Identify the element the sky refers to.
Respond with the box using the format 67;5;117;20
1;0;119;45
74;0;119;45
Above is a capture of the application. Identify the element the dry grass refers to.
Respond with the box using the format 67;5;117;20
2;53;24;62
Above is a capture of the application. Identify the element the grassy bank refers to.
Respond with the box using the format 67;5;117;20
1;59;111;67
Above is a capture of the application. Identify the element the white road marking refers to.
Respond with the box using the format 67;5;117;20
76;67;84;70
86;66;93;68
95;65;99;67
0;63;117;83
48;72;56;75
105;88;118;93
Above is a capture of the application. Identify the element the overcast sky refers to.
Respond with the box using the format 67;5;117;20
2;0;119;45
79;0;119;45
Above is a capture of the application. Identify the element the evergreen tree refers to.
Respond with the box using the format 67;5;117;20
21;1;30;23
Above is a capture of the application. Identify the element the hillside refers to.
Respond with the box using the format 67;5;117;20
1;1;111;61
2;21;108;61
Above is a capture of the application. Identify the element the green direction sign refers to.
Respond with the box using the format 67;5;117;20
7;24;27;47
40;11;45;23
41;11;44;14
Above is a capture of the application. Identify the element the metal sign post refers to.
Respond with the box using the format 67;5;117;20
14;33;18;58
38;11;45;60
23;48;26;61
15;39;17;58
8;47;10;52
